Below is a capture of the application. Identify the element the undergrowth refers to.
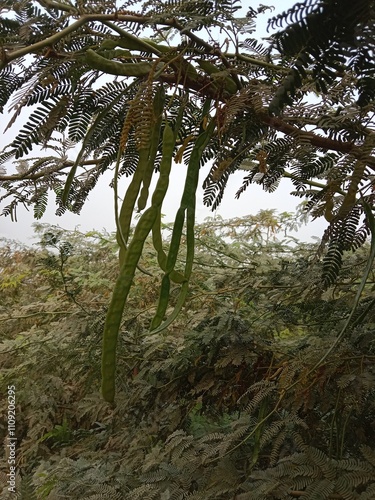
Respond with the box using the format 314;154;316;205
1;213;374;499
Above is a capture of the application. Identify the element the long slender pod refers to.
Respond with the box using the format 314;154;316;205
86;48;155;77
137;86;165;211
117;86;164;266
114;102;134;256
114;107;154;278
151;104;184;208
150;103;186;284
101;206;158;403
150;206;186;330
152;213;185;284
99;28;163;55
152;186;197;331
150;175;199;333
102;105;181;403
117;146;148;264
151;105;215;332
184;196;196;280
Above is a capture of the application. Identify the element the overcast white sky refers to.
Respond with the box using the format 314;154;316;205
0;0;328;245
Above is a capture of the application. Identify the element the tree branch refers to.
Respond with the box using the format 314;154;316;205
0;17;87;70
0;13;158;70
37;0;78;14
256;110;375;168
225;51;289;72
0;159;100;182
282;171;347;195
2;8;373;174
258;112;354;154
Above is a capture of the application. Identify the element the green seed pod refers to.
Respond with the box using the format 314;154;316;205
86;49;153;77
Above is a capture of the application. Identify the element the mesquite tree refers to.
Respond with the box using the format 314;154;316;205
1;0;374;401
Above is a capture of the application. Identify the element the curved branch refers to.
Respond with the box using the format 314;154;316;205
0;17;87;70
257;110;375;168
258;111;354;154
0;13;155;70
1;11;287;77
160;71;375;163
0;159;100;182
37;0;78;14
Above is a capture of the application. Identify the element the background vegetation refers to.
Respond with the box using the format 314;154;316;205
1;212;375;498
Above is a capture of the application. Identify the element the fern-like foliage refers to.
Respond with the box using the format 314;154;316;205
1;219;375;498
241;445;375;499
268;0;375;112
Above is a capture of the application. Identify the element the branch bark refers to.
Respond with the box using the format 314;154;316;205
0;159;100;182
256;110;375;168
258;112;354;154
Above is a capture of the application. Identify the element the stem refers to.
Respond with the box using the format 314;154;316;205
225;51;289;72
282;171;346;195
102;21;162;56
0;159;100;182
37;0;78;13
1;17;87;70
